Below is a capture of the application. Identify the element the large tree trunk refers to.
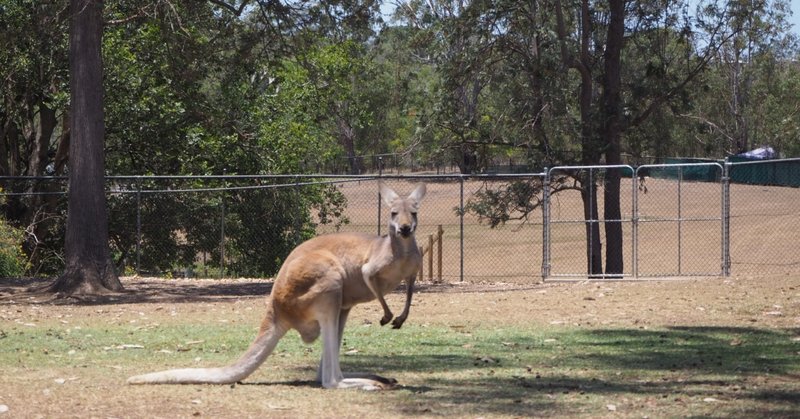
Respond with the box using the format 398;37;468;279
336;111;360;174
20;103;58;267
601;0;625;277
555;0;603;276
581;174;603;277
46;0;122;295
27;102;57;178
0;113;10;176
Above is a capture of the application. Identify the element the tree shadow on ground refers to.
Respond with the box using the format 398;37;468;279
294;326;800;417
579;326;800;376
155;325;799;417
0;277;545;306
0;277;274;305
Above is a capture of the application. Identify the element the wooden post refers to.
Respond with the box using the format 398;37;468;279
437;225;443;282
418;245;424;280
428;233;433;281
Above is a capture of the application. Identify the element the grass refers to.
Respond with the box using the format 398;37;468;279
2;310;798;417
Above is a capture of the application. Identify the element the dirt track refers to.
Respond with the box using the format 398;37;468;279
3;273;799;330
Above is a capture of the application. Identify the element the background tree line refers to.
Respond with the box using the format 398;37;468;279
0;0;798;282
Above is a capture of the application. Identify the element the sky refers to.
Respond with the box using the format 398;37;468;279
382;1;800;36
790;0;800;36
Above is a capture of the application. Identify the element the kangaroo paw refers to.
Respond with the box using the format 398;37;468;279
391;315;407;329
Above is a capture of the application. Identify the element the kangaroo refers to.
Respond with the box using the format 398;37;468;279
128;182;426;390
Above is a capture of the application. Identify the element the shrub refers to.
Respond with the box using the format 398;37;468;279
0;218;28;277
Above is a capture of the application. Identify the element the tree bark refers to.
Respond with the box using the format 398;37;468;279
580;173;603;277
0;115;10;176
555;0;603;276
27;102;57;178
601;0;625;277
53;114;71;176
46;0;122;295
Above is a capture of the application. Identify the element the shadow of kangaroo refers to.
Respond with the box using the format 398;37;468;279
128;182;426;390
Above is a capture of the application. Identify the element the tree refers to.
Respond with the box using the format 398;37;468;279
688;0;799;156
0;1;71;270
2;0;797;281
455;0;740;276
45;0;122;295
2;1;361;277
394;0;498;174
600;0;625;276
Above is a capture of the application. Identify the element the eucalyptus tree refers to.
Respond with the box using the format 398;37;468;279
393;0;496;173
402;0;742;276
0;1;71;271
99;1;361;277
688;0;799;156
0;0;365;283
45;0;122;294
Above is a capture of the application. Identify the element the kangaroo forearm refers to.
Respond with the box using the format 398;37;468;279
391;274;416;329
363;275;394;323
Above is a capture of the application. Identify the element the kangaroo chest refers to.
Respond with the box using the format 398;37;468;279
374;253;420;286
341;248;420;308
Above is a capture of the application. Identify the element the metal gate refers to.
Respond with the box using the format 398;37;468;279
543;163;726;279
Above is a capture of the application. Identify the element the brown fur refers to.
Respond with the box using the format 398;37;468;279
128;182;426;390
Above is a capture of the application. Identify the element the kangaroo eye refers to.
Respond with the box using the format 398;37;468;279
391;211;398;217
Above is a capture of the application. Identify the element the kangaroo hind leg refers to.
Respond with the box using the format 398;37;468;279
315;298;395;390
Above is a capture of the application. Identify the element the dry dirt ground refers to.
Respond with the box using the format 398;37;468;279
1;275;799;417
6;274;798;328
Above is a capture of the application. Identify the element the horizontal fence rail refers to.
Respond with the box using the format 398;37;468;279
1;158;798;282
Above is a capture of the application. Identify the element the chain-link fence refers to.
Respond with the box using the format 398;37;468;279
542;164;726;279
1;159;798;282
727;159;800;276
542;159;799;279
306;175;546;284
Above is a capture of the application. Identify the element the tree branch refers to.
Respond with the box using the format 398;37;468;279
207;0;252;16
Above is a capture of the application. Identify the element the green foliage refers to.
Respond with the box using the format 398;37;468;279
0;217;28;277
0;0;70;118
463;180;544;228
662;0;800;157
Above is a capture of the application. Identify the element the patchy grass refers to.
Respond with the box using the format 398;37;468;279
1;275;799;417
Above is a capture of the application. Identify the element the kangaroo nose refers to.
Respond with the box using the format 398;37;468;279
399;225;412;237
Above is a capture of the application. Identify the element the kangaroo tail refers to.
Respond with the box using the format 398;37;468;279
128;305;287;385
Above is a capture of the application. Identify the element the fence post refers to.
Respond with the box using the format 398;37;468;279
135;177;141;276
542;169;551;280
678;166;683;275
418;245;423;281
632;167;639;278
437;224;443;282
377;157;383;236
428;233;433;281
459;175;464;282
588;168;594;277
722;159;731;276
220;175;226;279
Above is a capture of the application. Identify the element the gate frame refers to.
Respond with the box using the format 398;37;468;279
542;162;729;281
543;165;637;280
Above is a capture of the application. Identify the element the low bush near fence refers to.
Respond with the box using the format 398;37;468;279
0;218;26;277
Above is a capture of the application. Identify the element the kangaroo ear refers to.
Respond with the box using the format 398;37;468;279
407;183;426;204
379;181;400;206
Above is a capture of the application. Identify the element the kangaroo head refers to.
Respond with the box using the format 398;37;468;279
380;182;426;239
